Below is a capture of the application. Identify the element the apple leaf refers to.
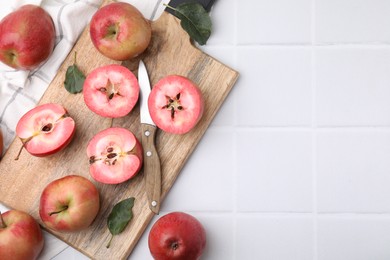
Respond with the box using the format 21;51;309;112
106;197;135;248
165;2;212;45
64;52;85;94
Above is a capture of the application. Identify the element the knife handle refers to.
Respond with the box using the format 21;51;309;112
141;123;162;214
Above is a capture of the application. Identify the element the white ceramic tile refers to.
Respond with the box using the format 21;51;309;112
236;216;314;260
162;129;234;212
316;0;390;43
237;130;312;212
207;0;236;45
198;214;234;260
50;246;88;260
318;216;390;260
316;48;390;126
237;0;311;44
236;47;312;126
317;131;390;213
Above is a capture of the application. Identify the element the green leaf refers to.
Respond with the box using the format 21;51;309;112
64;52;85;94
106;197;135;248
166;2;212;45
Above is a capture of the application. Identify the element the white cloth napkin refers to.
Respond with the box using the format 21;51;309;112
0;0;168;259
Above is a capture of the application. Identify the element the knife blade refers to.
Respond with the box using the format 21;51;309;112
139;60;162;214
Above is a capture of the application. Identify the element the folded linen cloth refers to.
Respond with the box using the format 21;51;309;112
0;0;167;259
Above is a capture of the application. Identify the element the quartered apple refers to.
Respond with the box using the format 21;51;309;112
87;127;143;184
15;103;75;159
83;64;139;118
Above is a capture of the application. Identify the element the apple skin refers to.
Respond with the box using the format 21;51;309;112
0;5;55;70
90;2;152;60
39;175;100;232
0;210;44;260
148;212;207;260
0;128;3;158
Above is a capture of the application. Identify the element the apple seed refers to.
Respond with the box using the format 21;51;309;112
162;93;183;119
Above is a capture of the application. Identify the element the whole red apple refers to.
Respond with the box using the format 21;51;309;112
39;175;100;232
90;2;152;60
0;5;55;70
148;212;207;260
0;210;44;260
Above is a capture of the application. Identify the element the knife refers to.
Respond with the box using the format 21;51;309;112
139;60;162;214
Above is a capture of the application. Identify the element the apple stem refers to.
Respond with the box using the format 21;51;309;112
49;206;68;216
0;211;6;228
15;136;34;160
14;144;24;161
106;234;114;248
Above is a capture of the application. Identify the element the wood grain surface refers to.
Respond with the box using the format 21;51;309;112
0;1;238;259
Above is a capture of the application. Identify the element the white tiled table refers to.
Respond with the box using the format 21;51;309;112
6;0;390;259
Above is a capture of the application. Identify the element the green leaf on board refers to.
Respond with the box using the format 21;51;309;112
165;2;212;45
64;52;85;94
106;197;135;248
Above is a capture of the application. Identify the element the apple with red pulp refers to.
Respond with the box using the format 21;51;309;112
148;212;207;260
0;210;44;260
39;175;100;232
15;103;75;159
83;64;140;118
0;4;55;70
90;2;152;60
87;127;143;184
148;75;204;134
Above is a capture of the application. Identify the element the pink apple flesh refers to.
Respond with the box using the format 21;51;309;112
83;64;140;118
15;103;75;157
87;127;143;184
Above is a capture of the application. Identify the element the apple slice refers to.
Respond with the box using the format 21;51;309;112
87;127;143;184
15;103;75;158
148;75;204;134
83;64;139;118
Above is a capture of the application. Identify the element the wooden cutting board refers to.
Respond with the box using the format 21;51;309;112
0;1;238;259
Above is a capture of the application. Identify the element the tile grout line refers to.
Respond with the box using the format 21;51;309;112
232;0;238;258
311;0;319;259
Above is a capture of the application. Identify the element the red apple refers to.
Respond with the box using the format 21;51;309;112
0;4;55;70
90;2;151;60
0;210;44;260
39;175;100;232
83;64;140;118
15;103;76;159
148;212;207;260
87;127;143;184
148;75;204;134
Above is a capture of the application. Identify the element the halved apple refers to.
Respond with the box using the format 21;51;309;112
87;127;143;184
15;103;76;158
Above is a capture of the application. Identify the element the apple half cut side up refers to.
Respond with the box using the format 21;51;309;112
83;64;140;118
15;103;76;160
87;127;143;184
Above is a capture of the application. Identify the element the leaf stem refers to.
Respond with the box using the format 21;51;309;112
163;3;177;11
106;234;114;248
